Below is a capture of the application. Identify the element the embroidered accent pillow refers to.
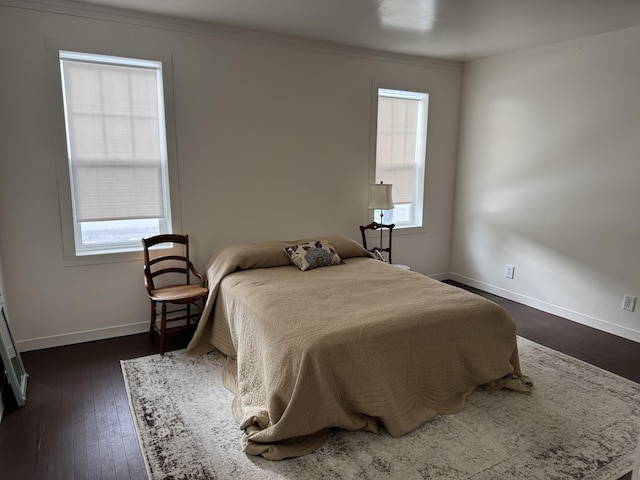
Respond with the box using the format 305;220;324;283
283;241;342;271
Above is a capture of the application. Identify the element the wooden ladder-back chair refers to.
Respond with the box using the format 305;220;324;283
142;234;208;355
359;221;395;264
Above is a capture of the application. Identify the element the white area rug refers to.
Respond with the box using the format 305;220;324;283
121;337;640;479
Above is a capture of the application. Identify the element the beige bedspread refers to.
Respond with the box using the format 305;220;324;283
187;235;531;460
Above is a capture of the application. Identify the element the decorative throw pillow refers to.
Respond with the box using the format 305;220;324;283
283;241;342;271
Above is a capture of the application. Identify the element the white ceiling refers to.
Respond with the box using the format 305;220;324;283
67;0;640;61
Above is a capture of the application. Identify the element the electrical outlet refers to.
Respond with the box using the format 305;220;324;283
623;294;637;312
505;264;515;279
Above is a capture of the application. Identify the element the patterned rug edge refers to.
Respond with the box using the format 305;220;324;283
120;358;155;480
121;336;640;480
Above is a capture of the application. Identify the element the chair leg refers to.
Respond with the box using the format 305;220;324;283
159;303;168;355
149;300;156;335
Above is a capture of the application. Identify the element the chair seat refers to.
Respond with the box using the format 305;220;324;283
150;284;208;303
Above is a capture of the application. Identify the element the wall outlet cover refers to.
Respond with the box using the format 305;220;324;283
623;294;636;312
505;264;515;279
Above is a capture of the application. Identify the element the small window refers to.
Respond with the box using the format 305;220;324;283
59;50;172;255
374;88;429;228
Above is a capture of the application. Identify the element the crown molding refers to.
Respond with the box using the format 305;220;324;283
465;23;640;70
2;0;463;71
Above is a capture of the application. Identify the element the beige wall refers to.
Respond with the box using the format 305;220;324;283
0;3;462;350
5;2;636;351
452;27;640;342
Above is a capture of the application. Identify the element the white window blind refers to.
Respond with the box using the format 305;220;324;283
375;88;428;228
59;51;172;255
376;95;420;205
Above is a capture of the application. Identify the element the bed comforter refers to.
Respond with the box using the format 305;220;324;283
187;234;531;460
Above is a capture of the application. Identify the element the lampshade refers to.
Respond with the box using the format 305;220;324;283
367;182;394;210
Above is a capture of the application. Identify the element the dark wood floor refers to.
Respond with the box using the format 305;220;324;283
1;283;638;480
451;281;640;384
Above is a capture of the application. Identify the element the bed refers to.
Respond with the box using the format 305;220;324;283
187;234;531;460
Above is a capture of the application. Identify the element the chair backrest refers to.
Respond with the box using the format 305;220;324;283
359;221;395;263
142;234;193;292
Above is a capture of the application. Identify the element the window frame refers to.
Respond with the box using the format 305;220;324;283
370;83;429;231
47;40;182;265
59;50;173;256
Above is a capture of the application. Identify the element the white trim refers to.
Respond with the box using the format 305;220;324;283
2;0;462;71
14;273;640;351
464;24;640;71
16;321;149;352
370;83;430;231
45;39;183;264
447;273;640;343
59;50;173;256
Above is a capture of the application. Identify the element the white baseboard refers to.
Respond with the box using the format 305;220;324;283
446;273;640;344
17;321;149;352
14;274;640;352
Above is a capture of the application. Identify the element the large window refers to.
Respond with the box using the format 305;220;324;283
374;88;429;228
59;50;172;256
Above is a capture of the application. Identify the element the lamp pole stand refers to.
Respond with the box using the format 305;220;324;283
378;209;384;252
367;181;394;262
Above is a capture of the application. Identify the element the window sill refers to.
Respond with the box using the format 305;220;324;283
63;249;143;267
393;225;427;235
